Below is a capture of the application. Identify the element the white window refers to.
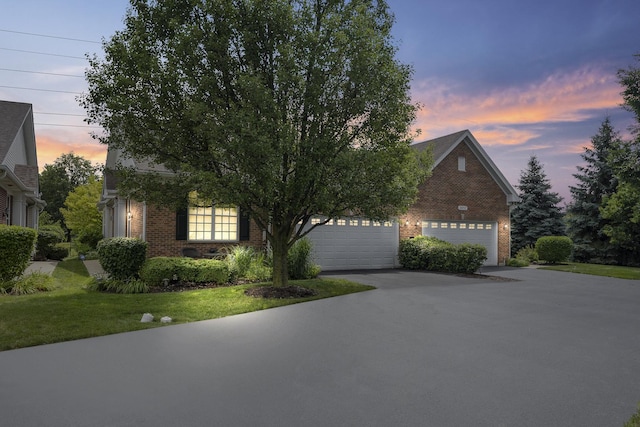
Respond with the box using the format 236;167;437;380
188;193;238;241
362;219;370;226
458;156;466;171
349;219;359;226
336;219;346;226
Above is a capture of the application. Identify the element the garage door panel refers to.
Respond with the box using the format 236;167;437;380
422;220;497;266
305;217;399;271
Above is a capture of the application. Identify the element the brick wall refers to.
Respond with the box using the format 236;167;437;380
400;142;511;264
144;204;265;258
0;187;6;224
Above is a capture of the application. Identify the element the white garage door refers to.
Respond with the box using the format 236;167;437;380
422;220;498;266
305;217;399;271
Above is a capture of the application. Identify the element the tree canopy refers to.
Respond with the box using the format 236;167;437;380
510;155;565;255
39;153;101;231
565;118;622;263
81;0;430;286
60;177;103;249
599;54;640;265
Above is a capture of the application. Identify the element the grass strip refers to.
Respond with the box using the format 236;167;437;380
539;262;640;280
0;259;374;351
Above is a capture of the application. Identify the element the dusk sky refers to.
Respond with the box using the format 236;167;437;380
1;0;639;202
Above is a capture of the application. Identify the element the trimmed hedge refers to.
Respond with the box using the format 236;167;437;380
35;224;66;260
139;257;229;286
0;225;37;281
97;237;148;280
399;236;487;274
535;236;573;264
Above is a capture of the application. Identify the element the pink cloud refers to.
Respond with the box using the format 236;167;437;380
36;128;107;169
411;66;622;146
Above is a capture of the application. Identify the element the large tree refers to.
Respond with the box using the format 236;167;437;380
511;155;565;255
600;54;640;265
60;177;104;249
81;0;430;286
565;118;622;263
39;153;101;230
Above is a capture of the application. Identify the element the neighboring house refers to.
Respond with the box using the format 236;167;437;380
0;100;44;229
403;130;519;266
100;129;518;269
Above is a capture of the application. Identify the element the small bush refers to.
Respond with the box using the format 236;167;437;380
97;237;148;280
288;237;321;279
89;278;149;294
0;272;56;295
398;236;487;274
246;252;272;281
535;236;573;264
48;245;70;261
35;224;66;260
515;245;538;264
507;258;529;267
625;404;640;427
139;257;229;286
227;246;256;278
0;225;37;281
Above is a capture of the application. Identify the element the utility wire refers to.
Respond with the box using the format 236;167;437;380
0;28;100;44
0;85;82;94
0;47;86;60
0;68;84;78
34;111;86;117
34;123;101;129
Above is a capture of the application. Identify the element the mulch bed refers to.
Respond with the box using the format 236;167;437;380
244;285;318;299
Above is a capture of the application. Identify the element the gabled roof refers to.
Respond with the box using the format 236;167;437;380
0;100;34;164
412;130;519;203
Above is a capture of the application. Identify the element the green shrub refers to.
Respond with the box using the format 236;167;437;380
288;237;321;279
35;224;66;260
193;259;230;283
398;236;487;273
139;257;229;286
625;404;640;427
90;278;149;294
507;257;529;267
246;252;272;281
0;225;37;281
97;237;148;280
535;236;573;264
48;244;70;261
227;246;256;278
454;244;488;274
515;245;538;264
0;272;56;295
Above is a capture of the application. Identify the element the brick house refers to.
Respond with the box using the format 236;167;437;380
100;129;517;267
0;100;45;229
403;130;519;265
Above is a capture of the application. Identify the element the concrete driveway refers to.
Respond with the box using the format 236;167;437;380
1;267;639;426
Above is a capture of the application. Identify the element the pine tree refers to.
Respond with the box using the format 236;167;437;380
565;118;622;263
511;155;565;256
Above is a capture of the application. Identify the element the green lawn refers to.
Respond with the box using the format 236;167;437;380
0;259;374;351
539;262;640;280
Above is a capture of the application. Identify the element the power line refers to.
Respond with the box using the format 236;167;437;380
34;122;101;129
0;47;86;60
34;111;86;117
0;68;84;78
0;85;82;95
0;28;100;44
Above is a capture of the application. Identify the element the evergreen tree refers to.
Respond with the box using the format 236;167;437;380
565;118;622;263
511;155;565;255
599;54;640;265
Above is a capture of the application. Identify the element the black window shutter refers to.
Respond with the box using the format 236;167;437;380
176;208;188;240
239;208;250;241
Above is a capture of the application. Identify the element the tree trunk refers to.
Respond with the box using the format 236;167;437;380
270;229;289;287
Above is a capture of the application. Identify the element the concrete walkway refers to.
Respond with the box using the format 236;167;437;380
24;259;105;276
1;268;640;426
